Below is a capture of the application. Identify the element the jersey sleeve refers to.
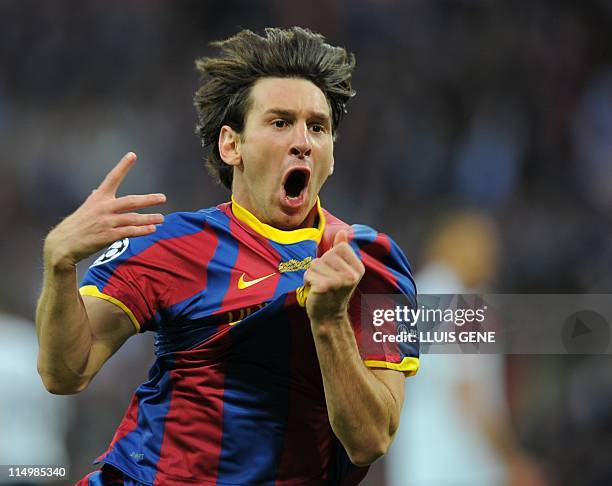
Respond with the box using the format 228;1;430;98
79;232;167;333
348;225;420;376
79;212;213;333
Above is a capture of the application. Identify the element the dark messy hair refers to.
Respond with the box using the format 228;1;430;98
194;27;356;190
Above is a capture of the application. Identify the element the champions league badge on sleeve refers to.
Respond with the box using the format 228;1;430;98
91;238;129;267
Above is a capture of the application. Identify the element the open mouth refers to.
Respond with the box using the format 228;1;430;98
282;167;310;202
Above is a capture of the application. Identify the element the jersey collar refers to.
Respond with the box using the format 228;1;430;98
230;196;325;245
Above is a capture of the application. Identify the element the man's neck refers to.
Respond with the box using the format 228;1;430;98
296;203;319;230
231;194;319;231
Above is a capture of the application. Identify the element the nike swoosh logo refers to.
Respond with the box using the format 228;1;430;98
238;272;276;290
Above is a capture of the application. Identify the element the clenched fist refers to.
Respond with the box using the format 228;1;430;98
44;152;166;270
304;230;365;323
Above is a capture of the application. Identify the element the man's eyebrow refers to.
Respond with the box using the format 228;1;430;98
263;108;331;123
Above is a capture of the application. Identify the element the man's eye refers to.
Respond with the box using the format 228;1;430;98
311;124;324;133
273;120;288;128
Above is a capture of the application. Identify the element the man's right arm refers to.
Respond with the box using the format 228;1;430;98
36;152;166;394
36;264;136;394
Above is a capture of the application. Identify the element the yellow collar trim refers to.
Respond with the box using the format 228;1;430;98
231;196;325;244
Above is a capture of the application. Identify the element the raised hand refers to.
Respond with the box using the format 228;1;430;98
304;230;365;323
44;152;166;270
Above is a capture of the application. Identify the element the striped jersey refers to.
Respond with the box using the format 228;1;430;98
79;197;419;485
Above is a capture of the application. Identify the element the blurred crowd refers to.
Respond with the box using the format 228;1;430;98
1;1;612;484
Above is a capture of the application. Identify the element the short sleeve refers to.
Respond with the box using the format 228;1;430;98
79;234;164;333
348;225;420;377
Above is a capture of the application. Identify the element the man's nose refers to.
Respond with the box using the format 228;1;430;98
289;124;312;159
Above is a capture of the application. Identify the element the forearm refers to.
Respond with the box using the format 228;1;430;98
310;314;399;466
36;246;93;394
35;153;163;393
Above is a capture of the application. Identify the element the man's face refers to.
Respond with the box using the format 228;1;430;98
224;77;334;230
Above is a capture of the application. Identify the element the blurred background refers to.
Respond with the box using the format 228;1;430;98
1;0;612;484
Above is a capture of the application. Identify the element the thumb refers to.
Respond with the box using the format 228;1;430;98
333;229;348;247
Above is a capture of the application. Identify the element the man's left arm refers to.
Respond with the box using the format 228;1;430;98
304;230;407;466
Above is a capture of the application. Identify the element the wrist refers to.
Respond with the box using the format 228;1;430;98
43;234;77;272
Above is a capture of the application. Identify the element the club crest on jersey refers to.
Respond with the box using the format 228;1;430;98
278;256;312;273
92;238;129;267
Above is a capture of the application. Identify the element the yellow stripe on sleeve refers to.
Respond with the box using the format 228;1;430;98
79;285;141;333
364;356;420;376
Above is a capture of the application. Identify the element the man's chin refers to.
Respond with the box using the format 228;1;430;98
272;209;307;230
274;197;316;230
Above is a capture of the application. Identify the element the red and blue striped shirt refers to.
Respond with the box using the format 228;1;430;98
79;198;419;485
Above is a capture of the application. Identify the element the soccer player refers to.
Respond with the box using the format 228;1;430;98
36;27;419;485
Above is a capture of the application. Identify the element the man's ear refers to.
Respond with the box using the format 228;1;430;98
218;125;242;167
329;155;335;175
